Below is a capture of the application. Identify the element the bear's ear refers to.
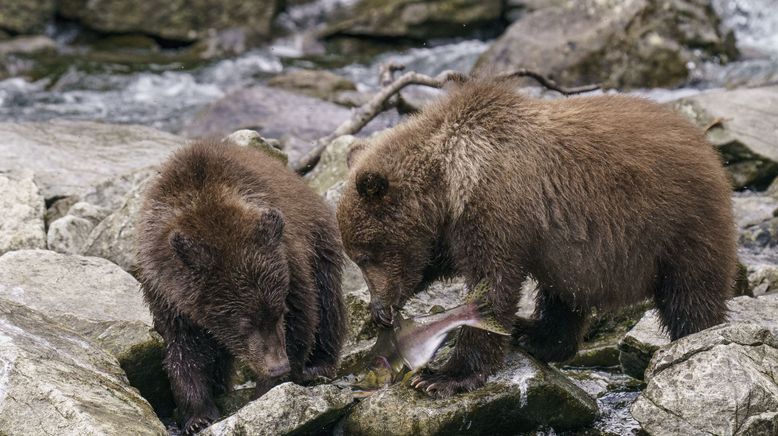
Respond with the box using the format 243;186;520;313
346;140;368;169
169;232;214;271
256;207;285;246
356;171;388;200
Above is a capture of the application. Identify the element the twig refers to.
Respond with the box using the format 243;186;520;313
293;69;467;174
497;69;601;95
292;68;599;175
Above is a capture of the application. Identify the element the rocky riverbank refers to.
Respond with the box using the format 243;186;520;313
1;0;777;434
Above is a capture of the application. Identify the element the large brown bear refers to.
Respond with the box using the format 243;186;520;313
137;139;346;434
337;78;736;398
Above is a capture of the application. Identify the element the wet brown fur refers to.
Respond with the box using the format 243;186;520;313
337;78;737;397
137;140;346;433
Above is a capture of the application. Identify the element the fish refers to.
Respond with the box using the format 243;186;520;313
350;282;510;395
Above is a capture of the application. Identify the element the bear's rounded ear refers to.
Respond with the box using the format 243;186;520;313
356;171;388;200
170;232;214;271
346;140;368;169
256;207;285;246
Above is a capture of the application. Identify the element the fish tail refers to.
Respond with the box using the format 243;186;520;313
466;281;511;336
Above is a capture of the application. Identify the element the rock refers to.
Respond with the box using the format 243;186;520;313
184;85;351;163
0;35;56;56
343;351;598;434
59;0;278;43
745;262;778;297
47;201;112;254
672;86;778;190
0;299;166;434
83;166;157;211
201;383;353;436
620;293;778;379
322;0;503;40
740;217;778;250
631;323;778;435
475;0;737;89
47;215;94;254
0;120;184;200
0;1;56;34
267;69;357;102
44;195;80;226
222;129;288;165
82;177;150;273
306;135;357;195
567;302;650;368
0;170;46;255
732;193;778;228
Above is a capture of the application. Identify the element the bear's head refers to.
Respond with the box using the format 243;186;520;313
168;203;291;379
337;132;447;327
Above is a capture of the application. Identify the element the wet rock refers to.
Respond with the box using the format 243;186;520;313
0;1;56;34
620;293;778;379
59;0;278;43
344;351;598;434
322;0;503;40
568;303;650;368
632;323;778;435
82;177;150;273
0;170;46;255
0;35;56;56
306;135;357;195
475;0;737;89
740;217;778;250
673;86;778;190
222;129;288;165
268;69;357;102
0;299;166;435
0;120;184;200
201;383;353;436
733;193;778;228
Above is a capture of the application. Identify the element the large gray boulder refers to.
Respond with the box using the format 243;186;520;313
306;135;357;195
475;0;737;89
59;0;278;42
673;86;778;190
619;293;778;379
321;0;503;40
47;202;111;254
82;177;151;273
0;299;165;435
343;351;598;435
0;170;46;255
631;323;778;435
201;383;353;436
0;121;184;200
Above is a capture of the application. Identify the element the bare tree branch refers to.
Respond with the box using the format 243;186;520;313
292;67;599;175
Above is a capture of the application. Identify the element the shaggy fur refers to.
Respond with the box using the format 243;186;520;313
137;140;346;434
337;78;737;398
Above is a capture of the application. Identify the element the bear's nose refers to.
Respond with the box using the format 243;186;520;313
369;301;394;327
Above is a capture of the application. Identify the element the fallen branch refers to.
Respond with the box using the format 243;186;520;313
292;68;599;175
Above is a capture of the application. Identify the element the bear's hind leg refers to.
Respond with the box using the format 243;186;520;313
654;252;731;341
513;288;589;363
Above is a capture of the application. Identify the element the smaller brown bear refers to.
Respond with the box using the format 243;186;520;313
137;139;346;434
337;77;737;398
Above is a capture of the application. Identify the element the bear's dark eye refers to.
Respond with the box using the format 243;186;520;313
355;254;370;267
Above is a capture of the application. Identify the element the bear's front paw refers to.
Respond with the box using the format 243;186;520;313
409;370;487;398
183;414;217;435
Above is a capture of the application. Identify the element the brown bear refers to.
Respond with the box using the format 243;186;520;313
337;78;737;398
136;139;346;434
